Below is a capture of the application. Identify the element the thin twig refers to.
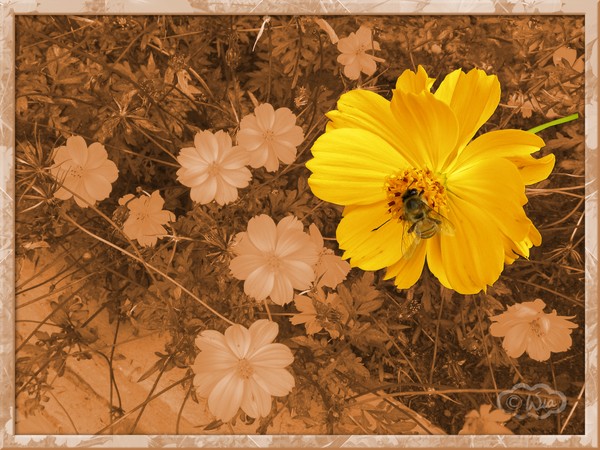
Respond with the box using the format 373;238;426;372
61;212;234;326
94;374;193;435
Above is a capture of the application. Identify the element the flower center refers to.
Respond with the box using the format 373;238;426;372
236;358;254;379
263;130;275;142
207;162;220;176
70;165;84;180
384;167;447;221
529;317;548;337
134;212;150;222
265;252;281;271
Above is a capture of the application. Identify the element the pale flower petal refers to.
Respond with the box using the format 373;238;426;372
244;266;276;301
86;142;109;169
252;367;295;397
193;320;295;422
50;136;118;208
51;145;71;166
459;404;513;435
336;25;384;80
207;371;244;422
250;343;295;368
269;274;295;306
246;214;278;253
190;176;217;204
309;223;351;288
178;130;252;204
230;254;266;279
84;173;113;202
240;379;273;419
237;103;304;172
248;319;280;354
230;214;320;304
66;135;89;166
194;369;229;398
254;103;276;130
489;299;578;362
224;324;252;359
120;191;175;247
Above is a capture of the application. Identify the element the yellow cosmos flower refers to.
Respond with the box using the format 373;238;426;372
306;66;555;294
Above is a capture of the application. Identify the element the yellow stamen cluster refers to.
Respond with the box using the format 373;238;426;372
384;167;447;220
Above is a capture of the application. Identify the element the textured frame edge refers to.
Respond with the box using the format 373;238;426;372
0;0;597;448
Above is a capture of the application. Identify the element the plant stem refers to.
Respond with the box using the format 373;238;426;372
528;113;579;134
61;212;234;326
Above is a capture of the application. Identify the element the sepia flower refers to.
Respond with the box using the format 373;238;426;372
290;289;348;339
192;319;295;423
119;190;175;247
308;223;351;289
306;65;554;294
237;103;305;172
489;298;578;362
458;404;513;435
336;25;385;80
51;136;119;208
229;214;319;305
176;130;252;205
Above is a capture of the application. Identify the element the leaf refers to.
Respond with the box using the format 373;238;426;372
338;349;370;379
546;131;583;150
203;419;224;431
347;322;389;351
34;331;50;342
77;327;98;344
246;90;260;108
19;343;47;360
49;300;70;327
351;272;383;315
137;357;165;382
289;335;321;351
131;117;163;132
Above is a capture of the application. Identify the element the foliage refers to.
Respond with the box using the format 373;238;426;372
15;14;585;435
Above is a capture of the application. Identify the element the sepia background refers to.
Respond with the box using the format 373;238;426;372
2;0;598;448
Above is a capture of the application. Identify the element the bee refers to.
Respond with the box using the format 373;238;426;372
401;188;454;257
372;187;454;258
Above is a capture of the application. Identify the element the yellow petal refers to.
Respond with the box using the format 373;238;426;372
427;194;505;294
505;221;542;263
384;239;427;290
506;153;555;185
395;65;435;94
389;89;459;172
325;89;421;167
434;68;501;152
451;129;551;185
336;203;405;270
448;157;532;249
307;128;408;206
449;155;544;265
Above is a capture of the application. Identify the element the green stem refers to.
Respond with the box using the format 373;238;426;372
528;113;579;134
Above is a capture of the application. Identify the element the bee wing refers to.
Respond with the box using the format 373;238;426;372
400;220;421;259
426;208;455;237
